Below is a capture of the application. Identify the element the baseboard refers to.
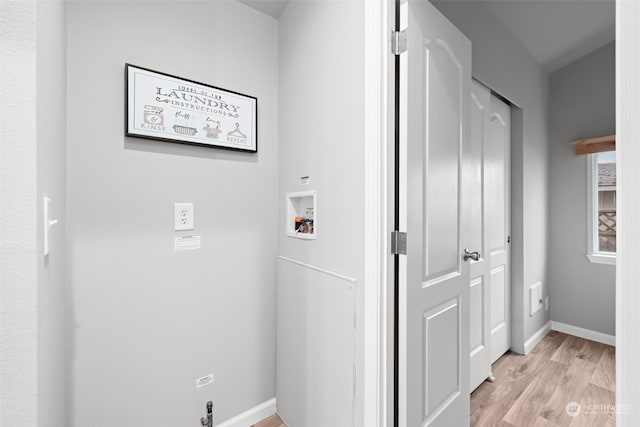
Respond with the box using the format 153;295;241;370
524;321;551;354
216;398;276;427
551;321;616;346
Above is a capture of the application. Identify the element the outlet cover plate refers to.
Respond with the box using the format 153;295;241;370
529;282;543;316
174;203;194;231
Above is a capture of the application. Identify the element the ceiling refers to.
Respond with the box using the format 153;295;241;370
237;0;288;19
238;0;615;73
484;0;615;72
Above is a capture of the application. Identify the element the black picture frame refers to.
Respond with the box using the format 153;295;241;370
125;64;258;153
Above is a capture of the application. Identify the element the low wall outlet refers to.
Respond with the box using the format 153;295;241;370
174;203;194;231
545;296;550;312
529;283;543;316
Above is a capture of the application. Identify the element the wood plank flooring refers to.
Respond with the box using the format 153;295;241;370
472;331;615;427
252;414;286;427
253;331;615;427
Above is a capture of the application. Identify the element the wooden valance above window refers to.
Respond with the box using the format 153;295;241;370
570;134;616;155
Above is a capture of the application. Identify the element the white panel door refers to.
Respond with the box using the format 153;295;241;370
469;81;492;391
399;0;472;425
486;95;511;363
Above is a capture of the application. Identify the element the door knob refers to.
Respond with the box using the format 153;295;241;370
463;249;480;262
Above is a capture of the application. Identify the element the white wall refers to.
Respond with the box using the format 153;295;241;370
277;0;365;425
548;42;615;336
37;1;68;426
433;0;550;352
0;1;39;425
66;2;278;425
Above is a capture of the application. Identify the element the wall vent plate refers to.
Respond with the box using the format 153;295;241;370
196;373;214;388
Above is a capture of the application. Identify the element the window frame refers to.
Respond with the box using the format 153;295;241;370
586;152;616;265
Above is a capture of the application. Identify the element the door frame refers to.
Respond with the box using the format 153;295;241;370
363;1;394;426
615;1;640;425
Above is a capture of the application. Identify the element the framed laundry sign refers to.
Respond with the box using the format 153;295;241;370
125;64;257;152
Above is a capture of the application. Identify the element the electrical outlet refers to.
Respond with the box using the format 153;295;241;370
545;296;550;312
174;203;194;231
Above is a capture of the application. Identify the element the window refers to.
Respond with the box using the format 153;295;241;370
587;150;616;264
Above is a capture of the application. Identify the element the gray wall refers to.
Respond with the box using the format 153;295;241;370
1;1;67;425
1;1;39;425
433;0;551;351
548;42;615;336
37;1;68;426
66;2;278;425
277;0;365;425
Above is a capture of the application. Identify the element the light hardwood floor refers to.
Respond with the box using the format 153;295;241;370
252;414;286;427
253;331;615;427
472;330;615;427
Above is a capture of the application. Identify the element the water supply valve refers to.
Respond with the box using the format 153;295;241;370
200;401;213;427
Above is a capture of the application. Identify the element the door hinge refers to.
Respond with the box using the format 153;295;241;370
507;235;511;244
391;29;407;55
391;231;407;255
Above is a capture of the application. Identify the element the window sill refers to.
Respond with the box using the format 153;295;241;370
586;254;617;265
